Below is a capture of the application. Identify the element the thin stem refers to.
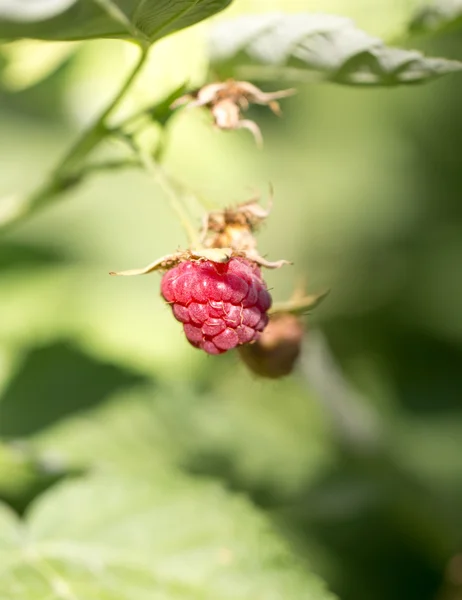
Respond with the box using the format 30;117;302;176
0;43;150;230
299;329;381;450
79;157;142;176
58;43;149;174
135;147;199;246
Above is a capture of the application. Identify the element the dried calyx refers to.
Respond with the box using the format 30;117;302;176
110;192;289;277
200;193;289;269
171;80;296;147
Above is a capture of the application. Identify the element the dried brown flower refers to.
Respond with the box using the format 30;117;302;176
171;80;296;147
199;190;289;268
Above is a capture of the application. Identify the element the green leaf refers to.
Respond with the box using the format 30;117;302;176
0;341;147;438
409;0;462;35
31;389;179;474
0;0;233;43
0;473;335;599
0;442;43;498
209;12;462;86
0;503;22;551
0;0;76;21
31;380;332;498
0;440;67;513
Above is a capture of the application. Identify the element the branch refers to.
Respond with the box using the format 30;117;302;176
0;43;150;231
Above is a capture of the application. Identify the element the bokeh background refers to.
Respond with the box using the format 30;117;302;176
1;1;462;599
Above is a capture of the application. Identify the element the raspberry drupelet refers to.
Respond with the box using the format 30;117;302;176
160;257;272;355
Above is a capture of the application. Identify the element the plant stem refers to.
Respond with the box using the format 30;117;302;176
135;147;200;246
0;43;149;230
80;158;142;176
59;43;149;173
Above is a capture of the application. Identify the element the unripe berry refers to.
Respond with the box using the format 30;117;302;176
161;257;272;355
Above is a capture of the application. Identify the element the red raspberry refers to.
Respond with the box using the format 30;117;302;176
160;257;272;355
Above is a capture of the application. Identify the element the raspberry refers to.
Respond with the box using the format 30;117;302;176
161;257;272;355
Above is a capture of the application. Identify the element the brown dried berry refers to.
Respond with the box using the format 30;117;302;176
238;313;304;378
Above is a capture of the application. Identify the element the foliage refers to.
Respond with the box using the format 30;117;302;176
209;12;462;86
0;0;233;43
410;0;462;34
0;473;335;600
1;1;462;600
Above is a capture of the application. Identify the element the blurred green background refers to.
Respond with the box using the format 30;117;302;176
1;1;462;599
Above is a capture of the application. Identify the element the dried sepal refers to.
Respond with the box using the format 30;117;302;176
248;254;292;269
109;252;185;276
269;289;331;316
203;190;272;237
201;189;271;252
171;82;226;109
171;79;295;146
234;118;263;148
189;247;235;263
229;81;296;109
109;248;237;277
199;189;290;268
110;191;290;281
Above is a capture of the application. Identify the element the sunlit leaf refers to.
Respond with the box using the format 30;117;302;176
0;440;66;513
31;389;178;474
0;0;76;21
217;0;425;41
409;0;462;34
0;341;147;437
0;442;42;498
209;13;462;86
0;473;335;600
32;379;332;498
0;0;233;43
